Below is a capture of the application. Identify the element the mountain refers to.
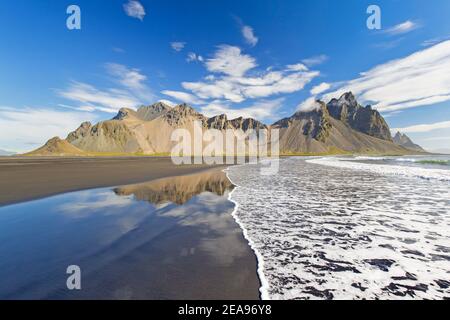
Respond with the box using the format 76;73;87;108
66;102;265;154
326;92;392;141
32;93;417;156
0;149;15;156
273;93;406;154
26;137;86;156
393;132;426;152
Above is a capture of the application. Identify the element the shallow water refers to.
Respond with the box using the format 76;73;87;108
0;170;259;299
227;157;450;300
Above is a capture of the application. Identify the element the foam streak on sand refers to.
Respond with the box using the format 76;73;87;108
227;158;450;300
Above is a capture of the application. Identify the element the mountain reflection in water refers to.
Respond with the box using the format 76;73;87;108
113;170;234;205
0;169;259;300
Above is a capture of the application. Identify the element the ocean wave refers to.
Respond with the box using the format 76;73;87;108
307;157;450;182
227;158;450;299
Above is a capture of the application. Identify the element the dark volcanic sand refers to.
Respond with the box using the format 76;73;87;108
0;157;226;206
0;161;260;300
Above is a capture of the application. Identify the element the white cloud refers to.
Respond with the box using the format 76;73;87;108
205;45;257;77
58;81;141;113
422;36;450;47
384;20;419;35
302;55;328;67
286;63;309;72
171;42;186;52
186;52;204;63
200;99;283;121
310;82;331;95
0;106;96;152
123;1;146;21
161;90;204;105
392;120;450;133
242;25;258;47
323;40;450;112
297;96;321;112
181;46;319;103
59;63;154;113
105;63;148;92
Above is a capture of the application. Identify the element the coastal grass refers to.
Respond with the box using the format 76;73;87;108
417;160;450;166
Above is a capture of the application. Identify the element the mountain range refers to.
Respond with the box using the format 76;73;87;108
27;92;425;156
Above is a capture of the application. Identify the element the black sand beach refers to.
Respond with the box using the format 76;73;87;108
0;160;260;300
0;156;226;206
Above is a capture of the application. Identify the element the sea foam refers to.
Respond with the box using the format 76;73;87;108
227;157;450;299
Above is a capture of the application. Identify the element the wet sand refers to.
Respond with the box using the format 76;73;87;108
0;160;260;300
0;157;226;206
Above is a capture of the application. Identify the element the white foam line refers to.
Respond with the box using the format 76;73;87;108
307;157;450;182
223;166;271;301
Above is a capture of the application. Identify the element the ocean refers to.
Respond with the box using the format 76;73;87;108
226;155;450;300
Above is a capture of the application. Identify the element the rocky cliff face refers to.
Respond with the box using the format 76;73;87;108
393;132;425;152
33;93;414;156
273;101;332;143
326;92;392;141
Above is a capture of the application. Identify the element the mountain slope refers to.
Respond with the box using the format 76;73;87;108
393;132;426;152
31;93;416;156
26;137;86;156
273;95;406;154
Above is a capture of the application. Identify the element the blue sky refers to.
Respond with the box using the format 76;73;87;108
1;0;450;152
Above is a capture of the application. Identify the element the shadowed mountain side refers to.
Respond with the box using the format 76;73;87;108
114;170;234;205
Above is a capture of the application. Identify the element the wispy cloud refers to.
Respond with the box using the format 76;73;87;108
123;1;146;21
242;25;258;47
323;40;450;112
421;35;450;47
59;63;153;113
0;106;96;152
58;82;141;113
392;120;450;133
186;52;204;63
384;20;420;35
105;63;148;92
297;96;320;112
170;42;186;52
200;98;283;121
310;82;331;95
161;90;204;105
301;55;328;67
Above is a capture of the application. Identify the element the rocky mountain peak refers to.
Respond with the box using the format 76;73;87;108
207;114;230;130
229;117;267;131
136;102;172;121
273;101;332;142
113;108;137;121
326;92;392;141
393;131;425;152
67;121;92;143
163;103;207;126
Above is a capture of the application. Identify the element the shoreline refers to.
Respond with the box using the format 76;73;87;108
224;165;270;300
0;156;227;206
0;160;261;299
